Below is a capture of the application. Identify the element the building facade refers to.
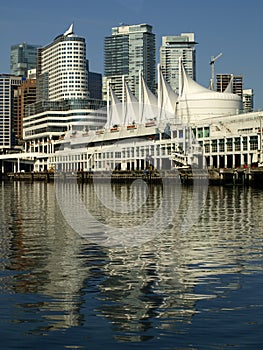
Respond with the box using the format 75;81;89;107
216;74;243;100
36;24;88;101
243;89;254;113
10;43;40;78
160;33;197;93
0;74;23;151
104;23;156;100
86;60;102;100
21;25;107;171
15;78;36;142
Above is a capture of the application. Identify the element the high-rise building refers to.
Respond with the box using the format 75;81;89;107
88;71;102;100
104;23;156;100
216;74;243;100
10;43;40;77
86;60;102;100
243;89;254;113
15;78;36;141
160;33;197;94
36;24;89;101
0;74;23;150
23;25;106;170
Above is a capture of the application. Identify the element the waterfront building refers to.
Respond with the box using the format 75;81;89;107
0;74;23;151
4;59;262;173
10;43;40;78
23;98;106;171
49;64;251;174
243;89;254;113
104;23;156;100
160;34;197;94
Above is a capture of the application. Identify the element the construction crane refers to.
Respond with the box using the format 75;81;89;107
210;52;222;90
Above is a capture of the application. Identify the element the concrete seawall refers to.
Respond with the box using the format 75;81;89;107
1;169;263;187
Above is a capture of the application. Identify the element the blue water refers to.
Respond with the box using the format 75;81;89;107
0;181;262;349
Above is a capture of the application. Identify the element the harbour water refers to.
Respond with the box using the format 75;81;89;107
0;181;262;349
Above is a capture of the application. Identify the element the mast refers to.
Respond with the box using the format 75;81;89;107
157;64;162;122
260;116;263;165
122;75;126;125
139;70;143;123
106;80;110;127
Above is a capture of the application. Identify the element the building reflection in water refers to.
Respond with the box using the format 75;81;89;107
0;181;262;340
0;181;93;332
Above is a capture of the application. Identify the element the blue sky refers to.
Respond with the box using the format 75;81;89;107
1;0;263;109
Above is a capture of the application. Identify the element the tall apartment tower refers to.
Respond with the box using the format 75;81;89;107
104;23;156;100
216;74;243;99
36;24;89;101
0;74;23;150
160;33;197;94
10;43;40;77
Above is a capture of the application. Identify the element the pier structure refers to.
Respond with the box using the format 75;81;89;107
2;167;263;188
0;152;48;173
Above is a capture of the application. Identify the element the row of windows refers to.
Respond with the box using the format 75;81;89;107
44;64;86;70
43;62;86;71
49;85;87;93
201;136;259;153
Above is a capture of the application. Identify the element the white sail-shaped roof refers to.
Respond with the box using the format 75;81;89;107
140;73;158;123
178;61;242;122
107;87;123;127
64;23;74;36
124;82;139;125
158;66;179;120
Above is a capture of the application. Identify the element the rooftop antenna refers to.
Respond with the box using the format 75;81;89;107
210;52;222;90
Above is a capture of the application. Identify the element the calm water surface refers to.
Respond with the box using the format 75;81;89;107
0;181;262;349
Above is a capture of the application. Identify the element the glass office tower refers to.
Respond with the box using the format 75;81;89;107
10;43;40;77
104;23;156;100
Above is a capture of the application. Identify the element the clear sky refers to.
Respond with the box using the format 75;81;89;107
1;0;263;109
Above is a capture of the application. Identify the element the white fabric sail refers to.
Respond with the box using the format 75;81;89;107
64;23;74;36
158;67;179;120
140;73;158;123
178;60;242;122
124;82;139;125
107;87;123;127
